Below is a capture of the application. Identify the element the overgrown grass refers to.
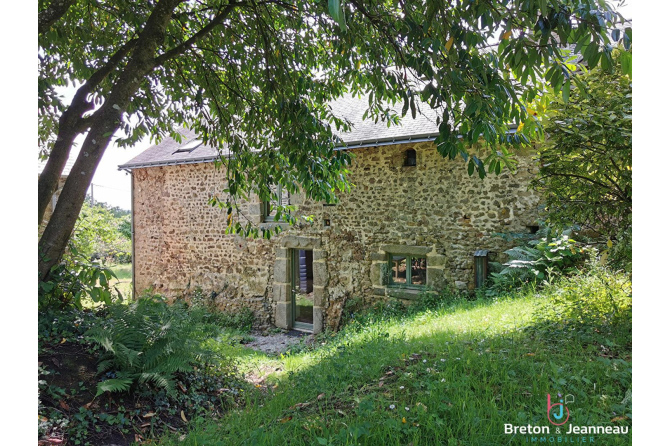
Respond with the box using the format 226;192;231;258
109;263;132;299
161;267;632;445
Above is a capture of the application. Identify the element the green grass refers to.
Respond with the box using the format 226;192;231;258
109;263;132;299
160;269;632;446
110;263;132;281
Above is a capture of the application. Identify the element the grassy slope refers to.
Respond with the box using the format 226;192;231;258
164;285;632;445
109;263;132;299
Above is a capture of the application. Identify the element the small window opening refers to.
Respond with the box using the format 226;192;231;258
403;149;417;167
527;225;540;234
262;184;290;222
474;249;489;288
173;139;202;154
388;254;426;287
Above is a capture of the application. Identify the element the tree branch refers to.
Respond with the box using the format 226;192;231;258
153;3;239;68
39;0;76;34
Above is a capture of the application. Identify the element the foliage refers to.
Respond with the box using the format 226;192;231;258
188;287;257;332
530;50;632;268
38;305;245;445
72;201;132;263
85;296;221;397
38;246;120;310
339;288;465;332
39;200;131;310
488;227;585;292
38;0;631;280
117;214;132;240
537;264;632;328
160;267;631;445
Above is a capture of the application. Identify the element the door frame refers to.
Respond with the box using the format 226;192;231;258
273;236;326;333
291;248;313;332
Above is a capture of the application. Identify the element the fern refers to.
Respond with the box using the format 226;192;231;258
489;227;585;292
87;296;219;397
95;378;134;397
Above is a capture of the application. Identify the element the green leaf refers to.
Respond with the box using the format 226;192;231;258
96;378;134;397
328;0;340;22
620;51;632;76
561;82;570;103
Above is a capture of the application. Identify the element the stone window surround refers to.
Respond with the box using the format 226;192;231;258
273;236;327;334
387;253;427;288
371;244;447;300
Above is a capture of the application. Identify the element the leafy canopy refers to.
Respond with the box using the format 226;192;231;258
530;49;632;266
39;0;631;237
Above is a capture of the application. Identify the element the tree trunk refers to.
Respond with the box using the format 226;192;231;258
38;93;93;225
38;38;140;225
38;0;184;281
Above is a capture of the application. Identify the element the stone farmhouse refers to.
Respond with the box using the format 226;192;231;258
119;96;541;333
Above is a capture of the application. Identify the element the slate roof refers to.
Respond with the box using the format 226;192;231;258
119;94;443;170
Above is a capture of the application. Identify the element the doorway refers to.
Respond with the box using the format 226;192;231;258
291;248;314;331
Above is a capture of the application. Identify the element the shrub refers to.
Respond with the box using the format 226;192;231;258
86;296;220;396
538;265;632;328
188;288;256;332
215;307;256;332
488;228;585;293
39;245;120;310
530;51;631;269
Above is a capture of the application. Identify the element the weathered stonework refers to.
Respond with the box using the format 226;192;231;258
132;142;541;331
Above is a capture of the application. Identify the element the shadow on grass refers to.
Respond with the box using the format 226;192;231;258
171;296;632;446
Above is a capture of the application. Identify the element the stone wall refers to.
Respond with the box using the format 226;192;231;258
132;141;541;331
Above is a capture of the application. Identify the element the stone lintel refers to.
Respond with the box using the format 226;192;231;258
386;287;427;300
380;244;432;256
260;222;289;232
370;252;387;262
281;235;321;249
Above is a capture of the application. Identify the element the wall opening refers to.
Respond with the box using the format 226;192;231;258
273;237;325;334
403;149;417;167
292;249;314;331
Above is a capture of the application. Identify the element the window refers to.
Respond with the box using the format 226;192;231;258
388;254;426;287
173;139;202;154
262;184;290;222
403;149;417;167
